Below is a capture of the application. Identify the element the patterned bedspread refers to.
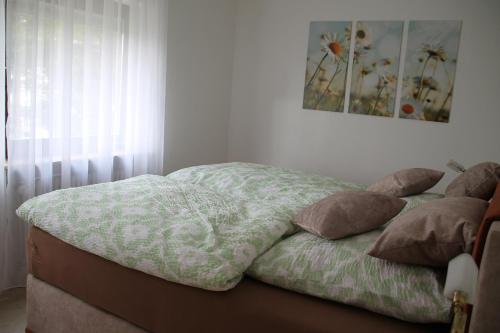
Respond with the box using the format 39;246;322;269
248;193;451;323
17;162;360;290
18;162;450;323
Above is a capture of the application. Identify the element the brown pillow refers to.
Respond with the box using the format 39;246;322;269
445;162;500;200
293;191;406;240
367;168;444;197
368;197;489;267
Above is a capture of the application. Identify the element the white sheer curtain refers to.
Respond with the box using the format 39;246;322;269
0;0;167;292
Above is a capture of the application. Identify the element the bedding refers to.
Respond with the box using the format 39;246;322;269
18;162;451;324
17;162;362;291
367;168;444;197
293;190;406;240
247;193;451;324
445;161;500;200
369;197;489;267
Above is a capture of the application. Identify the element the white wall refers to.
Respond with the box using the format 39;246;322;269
228;0;500;191
164;0;236;174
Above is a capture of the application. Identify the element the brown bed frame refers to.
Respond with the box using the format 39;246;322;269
25;183;500;333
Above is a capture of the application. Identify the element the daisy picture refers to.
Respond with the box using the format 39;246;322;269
348;21;404;117
399;20;462;123
303;21;352;112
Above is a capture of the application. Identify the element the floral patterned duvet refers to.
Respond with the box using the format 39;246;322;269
17;162;450;323
247;193;452;323
17;162;360;291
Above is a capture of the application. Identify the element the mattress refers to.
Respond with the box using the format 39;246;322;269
27;226;448;333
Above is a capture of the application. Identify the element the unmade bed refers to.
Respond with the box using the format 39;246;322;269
18;163;500;333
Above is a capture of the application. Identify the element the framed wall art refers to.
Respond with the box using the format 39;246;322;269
399;20;462;123
348;21;404;117
303;21;352;112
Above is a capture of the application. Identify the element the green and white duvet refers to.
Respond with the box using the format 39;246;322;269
17;162;450;323
247;194;451;324
17;162;361;291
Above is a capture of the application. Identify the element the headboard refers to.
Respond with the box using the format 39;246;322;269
472;182;500;265
469;182;500;333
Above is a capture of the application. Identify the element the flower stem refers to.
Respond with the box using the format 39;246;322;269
370;85;385;115
435;87;453;122
335;87;344;111
305;53;328;90
357;73;365;98
315;63;342;110
417;55;431;100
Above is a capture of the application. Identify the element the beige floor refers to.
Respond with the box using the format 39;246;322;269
0;288;26;333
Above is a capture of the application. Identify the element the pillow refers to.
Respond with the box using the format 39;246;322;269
293;191;406;240
367;168;444;197
368;197;489;267
445;162;500;200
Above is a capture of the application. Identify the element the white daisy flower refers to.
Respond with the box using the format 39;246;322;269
400;98;424;119
320;32;344;62
355;22;372;49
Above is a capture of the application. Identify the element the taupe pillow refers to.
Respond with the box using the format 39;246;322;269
368;197;489;267
293;191;406;240
367;168;444;197
445;162;500;200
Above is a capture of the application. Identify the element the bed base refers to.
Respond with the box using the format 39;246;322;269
26;275;146;333
25;272;449;333
25;227;449;333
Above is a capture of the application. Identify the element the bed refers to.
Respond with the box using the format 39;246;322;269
19;163;500;333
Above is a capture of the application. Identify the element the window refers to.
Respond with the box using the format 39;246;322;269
1;0;165;293
4;0;166;188
6;0;131;161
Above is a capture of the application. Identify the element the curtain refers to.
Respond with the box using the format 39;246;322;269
0;0;167;292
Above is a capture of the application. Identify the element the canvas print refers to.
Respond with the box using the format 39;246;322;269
399;20;462;123
303;21;352;112
349;21;403;117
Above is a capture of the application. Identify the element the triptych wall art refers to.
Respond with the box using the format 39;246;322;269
302;20;462;123
303;21;352;112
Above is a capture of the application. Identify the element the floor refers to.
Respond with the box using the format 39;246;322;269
0;288;26;333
